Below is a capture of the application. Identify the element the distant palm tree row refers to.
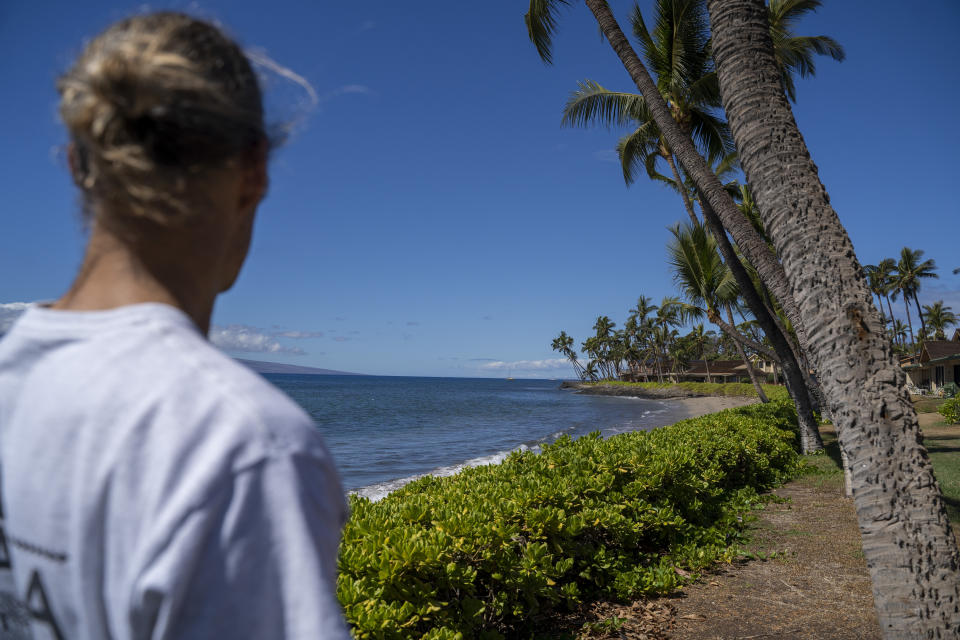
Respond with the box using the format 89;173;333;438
552;295;758;386
863;249;957;350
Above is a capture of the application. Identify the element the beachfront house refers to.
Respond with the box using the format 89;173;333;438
620;359;761;384
900;329;960;393
682;360;751;383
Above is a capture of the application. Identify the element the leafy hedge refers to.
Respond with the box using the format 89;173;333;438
939;396;960;424
586;380;790;400
338;401;800;639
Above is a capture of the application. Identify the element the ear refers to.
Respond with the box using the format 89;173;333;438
237;140;269;214
66;142;89;188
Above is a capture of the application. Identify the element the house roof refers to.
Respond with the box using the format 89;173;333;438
920;340;960;364
684;360;748;375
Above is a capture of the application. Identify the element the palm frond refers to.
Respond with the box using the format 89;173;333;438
687;107;735;165
562;81;650;129
525;0;571;65
616;123;661;185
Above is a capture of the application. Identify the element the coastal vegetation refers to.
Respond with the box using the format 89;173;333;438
582;380;789;400
526;0;960;634
338;400;801;639
863;249;957;351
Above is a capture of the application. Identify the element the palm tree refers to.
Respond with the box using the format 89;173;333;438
863;263;889;326
581;360;598;382
876;257;898;334
556;0;829;445
704;0;959;631
688;323;715;382
551;330;585;380
890;319;908;349
666;221;769;401
558;0;843;220
895;247;939;344
766;0;845;102
922;301;958;340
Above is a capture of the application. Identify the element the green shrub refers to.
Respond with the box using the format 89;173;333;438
338;401;801;638
588;380;789;401
939;396;960;424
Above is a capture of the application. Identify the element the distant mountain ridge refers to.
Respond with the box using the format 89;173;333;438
236;358;360;376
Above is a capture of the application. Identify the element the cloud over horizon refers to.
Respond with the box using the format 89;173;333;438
209;325;305;355
479;358;569;371
273;330;324;339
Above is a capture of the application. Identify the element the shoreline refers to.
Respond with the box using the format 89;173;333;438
353;391;757;502
666;394;760;417
560;380;758;399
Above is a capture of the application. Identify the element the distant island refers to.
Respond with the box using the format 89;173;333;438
236;358;360;376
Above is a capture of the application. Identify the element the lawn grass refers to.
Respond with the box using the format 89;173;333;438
800;409;960;526
922;419;960;525
912;397;947;413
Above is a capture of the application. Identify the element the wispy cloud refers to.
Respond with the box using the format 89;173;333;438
0;302;31;333
210;325;305;355
479;358;569;371
273;330;324;339
333;336;350;342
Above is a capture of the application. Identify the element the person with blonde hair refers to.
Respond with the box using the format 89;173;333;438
0;12;351;638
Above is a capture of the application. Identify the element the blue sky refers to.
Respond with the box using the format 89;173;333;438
2;1;958;377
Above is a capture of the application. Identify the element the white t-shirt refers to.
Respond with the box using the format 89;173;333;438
0;303;351;639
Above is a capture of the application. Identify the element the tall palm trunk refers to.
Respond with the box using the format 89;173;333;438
884;295;896;344
913;292;928;341
704;356;711;383
706;0;960;634
702;199;823;452
725;306;768;402
903;293;916;348
875;293;886;325
664;151;698;225
582;0;811;360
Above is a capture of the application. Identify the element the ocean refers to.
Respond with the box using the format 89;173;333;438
266;374;695;500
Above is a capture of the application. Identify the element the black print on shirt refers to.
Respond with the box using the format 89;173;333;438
25;571;63;640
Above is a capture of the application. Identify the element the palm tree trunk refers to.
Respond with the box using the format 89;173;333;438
913;292;928;341
702;199;823;452
664;152;698;225
884;295;897;344
710;311;778;362
725;306;768;402
706;0;960;633
875;293;886;325
903;294;916;348
581;0;812;363
704;356;711;384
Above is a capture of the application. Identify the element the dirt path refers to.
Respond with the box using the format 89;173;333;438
548;472;879;640
548;416;959;639
666;480;879;639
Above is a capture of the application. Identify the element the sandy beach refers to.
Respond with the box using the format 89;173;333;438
670;394;760;417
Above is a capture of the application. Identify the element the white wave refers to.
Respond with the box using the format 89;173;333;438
350;411;673;502
351;445;530;502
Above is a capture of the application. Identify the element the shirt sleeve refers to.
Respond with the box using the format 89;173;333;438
133;449;352;640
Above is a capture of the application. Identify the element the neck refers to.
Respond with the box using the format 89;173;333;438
53;224;220;334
